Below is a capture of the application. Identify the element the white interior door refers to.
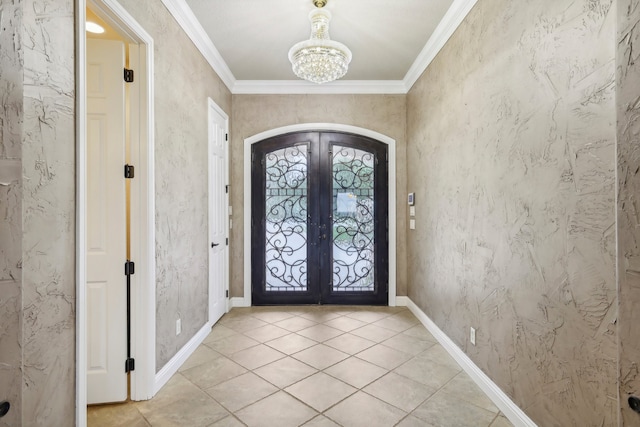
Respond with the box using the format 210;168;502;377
208;101;229;325
86;38;127;404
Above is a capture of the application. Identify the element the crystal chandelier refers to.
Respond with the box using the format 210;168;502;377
288;0;352;84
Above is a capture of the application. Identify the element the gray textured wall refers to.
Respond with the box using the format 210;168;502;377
22;0;76;425
0;1;23;426
230;94;407;300
117;0;232;370
406;0;617;426
617;0;640;425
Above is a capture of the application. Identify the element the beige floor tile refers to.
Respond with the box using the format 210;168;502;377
356;344;413;370
298;310;343;322
285;372;356;412
249;310;296;323
229;343;286;370
372;314;418;332
291;344;349;369
412;389;497;427
393;355;460;389
181;356;247;389
87;402;149;427
441;372;499;413
381;333;435;356
274;316;318;332
417;344;463;371
253;356;318;388
135;374;228;427
324;356;387;388
265;333;317;354
401;325;437;342
324;333;376;354
363;372;436;412
203;325;238;344
322;316;368;332
205;334;259;356
345;310;392;323
350;324;398;342
242;324;290;342
235;391;317;427
302;415;341;427
205;372;278;412
220;316;269;333
297;324;344;342
208;415;246;427
324;391;406;427
395;415;430;427
490;413;515;427
179;345;222;372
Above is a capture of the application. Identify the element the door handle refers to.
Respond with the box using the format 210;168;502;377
211;242;219;248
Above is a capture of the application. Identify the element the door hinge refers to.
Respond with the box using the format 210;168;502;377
225;290;229;298
125;358;135;373
225;133;228;141
124;68;134;83
125;261;135;276
124;164;135;179
226;238;229;245
225;185;229;194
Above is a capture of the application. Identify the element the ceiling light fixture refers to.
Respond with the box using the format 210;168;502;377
86;21;105;34
288;0;352;84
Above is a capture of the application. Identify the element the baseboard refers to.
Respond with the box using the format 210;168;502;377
154;321;212;394
404;298;537;427
395;296;410;307
230;297;250;308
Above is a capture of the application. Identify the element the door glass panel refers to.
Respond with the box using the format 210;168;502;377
332;146;375;292
265;145;308;291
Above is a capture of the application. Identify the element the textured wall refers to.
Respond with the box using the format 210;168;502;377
117;0;232;370
0;0;23;426
617;0;640;425
21;0;76;425
230;94;407;300
406;0;616;426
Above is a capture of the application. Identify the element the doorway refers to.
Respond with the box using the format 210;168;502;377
251;131;388;305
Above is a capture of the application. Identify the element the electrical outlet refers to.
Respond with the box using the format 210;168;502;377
176;318;181;336
470;327;476;346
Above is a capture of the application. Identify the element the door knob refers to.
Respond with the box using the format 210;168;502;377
211;242;219;248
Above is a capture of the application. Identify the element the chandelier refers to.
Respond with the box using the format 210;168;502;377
288;0;352;84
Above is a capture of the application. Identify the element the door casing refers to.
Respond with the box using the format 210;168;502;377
243;123;397;308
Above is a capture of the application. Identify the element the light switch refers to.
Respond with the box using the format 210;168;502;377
409;206;416;217
410;219;416;230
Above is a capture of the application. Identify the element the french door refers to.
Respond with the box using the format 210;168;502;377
251;131;388;305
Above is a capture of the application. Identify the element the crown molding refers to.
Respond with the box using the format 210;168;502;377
232;80;408;95
403;0;479;91
161;0;236;91
162;0;478;95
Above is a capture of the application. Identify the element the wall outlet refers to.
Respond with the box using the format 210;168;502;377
176;318;182;336
470;327;476;346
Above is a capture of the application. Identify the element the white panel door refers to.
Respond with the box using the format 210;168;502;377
208;101;229;325
86;38;127;404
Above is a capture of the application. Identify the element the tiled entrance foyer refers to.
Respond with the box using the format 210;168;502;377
88;306;514;427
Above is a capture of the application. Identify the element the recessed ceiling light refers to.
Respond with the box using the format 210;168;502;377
86;21;105;34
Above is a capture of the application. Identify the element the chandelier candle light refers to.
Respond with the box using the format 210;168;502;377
288;0;352;84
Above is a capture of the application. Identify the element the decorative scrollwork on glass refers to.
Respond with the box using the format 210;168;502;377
332;146;375;292
265;145;308;291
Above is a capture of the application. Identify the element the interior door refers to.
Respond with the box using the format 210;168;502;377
208;102;229;324
251;132;388;305
86;38;127;404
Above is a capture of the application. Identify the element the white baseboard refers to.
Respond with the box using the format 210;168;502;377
395;296;410;307
230;297;250;308
154;321;212;394
404;298;537;427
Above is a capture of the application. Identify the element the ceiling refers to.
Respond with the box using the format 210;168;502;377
163;0;477;93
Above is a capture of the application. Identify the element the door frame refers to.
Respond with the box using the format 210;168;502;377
207;98;230;320
76;1;156;425
243;124;397;307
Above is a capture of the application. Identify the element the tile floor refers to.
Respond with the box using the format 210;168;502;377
88;306;514;427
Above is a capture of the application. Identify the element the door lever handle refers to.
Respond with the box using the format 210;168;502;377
211;242;220;248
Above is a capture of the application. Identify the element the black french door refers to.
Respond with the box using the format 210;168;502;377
251;131;388;305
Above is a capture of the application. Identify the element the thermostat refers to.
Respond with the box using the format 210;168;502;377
408;193;415;206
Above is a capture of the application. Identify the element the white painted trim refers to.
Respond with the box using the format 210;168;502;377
395;296;410;307
207;98;230;324
160;0;235;91
404;298;538;427
230;297;251;308
154;322;211;394
77;0;156;419
75;3;88;426
232;80;407;95
244;123;397;307
403;0;479;90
